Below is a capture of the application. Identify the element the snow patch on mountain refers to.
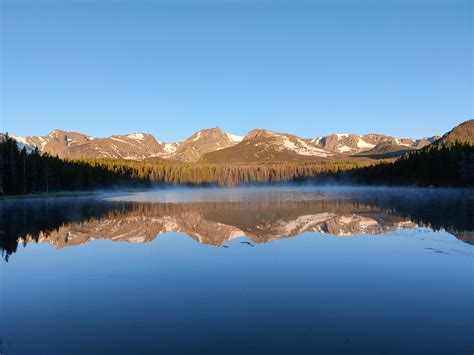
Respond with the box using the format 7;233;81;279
227;133;243;143
356;137;375;149
10;135;28;145
192;132;202;142
110;136;132;144
37;137;47;148
337;146;352;153
10;135;35;153
282;137;332;157
394;138;413;147
126;133;145;140
284;213;336;233
163;143;179;154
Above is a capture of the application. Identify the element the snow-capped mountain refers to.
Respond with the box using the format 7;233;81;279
6;127;441;162
10;130;169;160
201;129;334;163
310;133;439;155
7;128;244;162
245;129;333;157
66;132;168;160
166;127;243;162
11;130;93;155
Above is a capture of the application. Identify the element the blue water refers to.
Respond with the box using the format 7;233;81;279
1;187;473;354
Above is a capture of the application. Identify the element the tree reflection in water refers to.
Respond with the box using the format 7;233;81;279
1;188;473;261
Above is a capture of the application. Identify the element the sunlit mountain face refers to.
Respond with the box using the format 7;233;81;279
1;188;472;261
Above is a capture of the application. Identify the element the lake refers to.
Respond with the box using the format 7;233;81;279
1;186;473;354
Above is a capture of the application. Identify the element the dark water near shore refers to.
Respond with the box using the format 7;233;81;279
0;186;473;354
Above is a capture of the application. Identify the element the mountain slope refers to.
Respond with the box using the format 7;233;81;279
432;119;474;146
169;128;243;162
201;129;334;163
66;133;168;160
354;143;417;159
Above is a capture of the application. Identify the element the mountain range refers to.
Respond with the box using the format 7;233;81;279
5;119;472;163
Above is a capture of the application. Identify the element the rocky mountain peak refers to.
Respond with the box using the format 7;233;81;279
171;127;243;162
244;129;277;140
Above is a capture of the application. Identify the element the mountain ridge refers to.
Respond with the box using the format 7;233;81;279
6;121;470;163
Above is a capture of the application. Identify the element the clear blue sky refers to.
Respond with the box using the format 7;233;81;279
1;0;472;142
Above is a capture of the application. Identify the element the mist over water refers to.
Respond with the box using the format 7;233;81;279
106;184;473;201
0;186;473;354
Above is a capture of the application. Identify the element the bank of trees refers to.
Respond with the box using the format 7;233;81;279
336;142;474;187
0;135;145;195
1;134;370;195
82;158;368;187
3;133;471;196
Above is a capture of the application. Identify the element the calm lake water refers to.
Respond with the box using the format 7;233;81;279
1;186;473;354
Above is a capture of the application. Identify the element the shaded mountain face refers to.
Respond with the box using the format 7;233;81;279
310;133;439;157
433;119;474;146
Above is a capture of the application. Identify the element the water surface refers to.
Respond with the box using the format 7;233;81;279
1;186;473;354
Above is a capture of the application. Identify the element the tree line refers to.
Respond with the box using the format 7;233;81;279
2;133;472;196
82;158;370;187
3;186;472;261
0;134;146;195
0;198;126;261
1;134;371;195
326;142;474;187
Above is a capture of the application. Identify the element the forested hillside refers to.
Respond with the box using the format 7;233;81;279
0;135;145;195
329;142;474;187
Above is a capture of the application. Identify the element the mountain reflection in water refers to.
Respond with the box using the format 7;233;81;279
1;188;473;260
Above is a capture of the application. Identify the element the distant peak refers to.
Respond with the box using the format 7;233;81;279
226;132;243;143
50;129;65;135
125;133;148;140
245;129;277;139
198;127;224;134
49;129;87;137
